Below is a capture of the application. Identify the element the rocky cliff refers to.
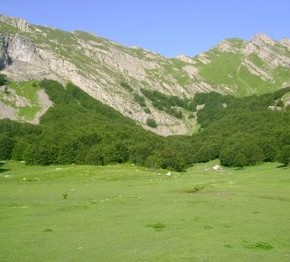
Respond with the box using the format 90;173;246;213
1;14;290;135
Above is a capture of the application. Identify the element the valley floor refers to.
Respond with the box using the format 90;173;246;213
0;161;289;261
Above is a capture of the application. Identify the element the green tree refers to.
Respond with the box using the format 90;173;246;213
146;118;157;128
219;146;236;167
12;139;30;160
0;73;8;86
233;153;247;168
0;135;14;160
279;145;290;166
85;145;104;165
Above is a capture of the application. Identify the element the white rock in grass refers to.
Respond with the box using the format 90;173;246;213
212;165;222;172
165;171;172;177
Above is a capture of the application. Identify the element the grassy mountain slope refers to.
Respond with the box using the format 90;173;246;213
193;36;290;96
1;15;290;135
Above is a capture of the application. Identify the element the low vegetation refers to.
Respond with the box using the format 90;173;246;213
146;117;157;128
141;88;191;118
0;78;290;171
0;161;289;261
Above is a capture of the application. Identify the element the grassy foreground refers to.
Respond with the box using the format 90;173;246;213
0;161;289;261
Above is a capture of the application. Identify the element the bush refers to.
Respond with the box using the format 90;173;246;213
134;94;146;107
279;145;290;166
233;153;247;168
0;73;8;86
120;81;133;92
144;107;151;114
146;118;157;128
146;222;167;231
0;135;14;160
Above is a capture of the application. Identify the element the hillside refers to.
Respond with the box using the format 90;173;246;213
1;14;290;135
0;79;289;171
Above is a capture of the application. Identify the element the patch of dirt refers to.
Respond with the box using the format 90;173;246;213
0;101;18;120
30;89;53;124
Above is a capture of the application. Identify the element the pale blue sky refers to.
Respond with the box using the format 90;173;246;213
1;0;290;57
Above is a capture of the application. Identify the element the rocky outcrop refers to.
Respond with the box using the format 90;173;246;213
0;14;290;135
0;14;30;32
243;59;273;81
243;33;290;69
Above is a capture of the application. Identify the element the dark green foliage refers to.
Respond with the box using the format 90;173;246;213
0;73;8;85
146;118;157;128
23;143;58;165
144;107;151;114
220;134;264;167
245;242;273;250
134;94;146;107
1;80;166;167
194;92;232;128
129;142;154;166
196;103;224;128
1;80;290;170
197;143;219;163
257;138;279;162
276;99;284;107
120;81;133;92
279;145;290;166
141;88;189;118
146;222;167;231
0;135;14;160
185;185;205;193
233;153;247;168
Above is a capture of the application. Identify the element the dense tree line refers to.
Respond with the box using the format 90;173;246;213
140;88;187;118
0;79;289;170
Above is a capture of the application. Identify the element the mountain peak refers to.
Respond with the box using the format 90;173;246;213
0;14;30;32
216;38;244;53
1;14;290;135
281;38;290;50
251;33;276;46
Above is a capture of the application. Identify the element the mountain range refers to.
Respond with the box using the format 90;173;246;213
1;14;290;135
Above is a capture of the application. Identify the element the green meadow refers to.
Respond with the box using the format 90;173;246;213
0;161;289;261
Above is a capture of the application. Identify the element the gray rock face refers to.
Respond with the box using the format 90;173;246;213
0;15;30;32
0;34;11;69
0;15;290;135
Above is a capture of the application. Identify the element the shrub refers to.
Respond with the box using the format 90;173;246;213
245;241;273;250
0;73;8;86
120;81;133;92
279;145;290;166
0;135;14;160
146;118;157;128
146;222;167;231
233;153;247;168
144;107;151;114
134;94;146;107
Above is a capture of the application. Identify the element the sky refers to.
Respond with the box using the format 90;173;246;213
0;0;290;57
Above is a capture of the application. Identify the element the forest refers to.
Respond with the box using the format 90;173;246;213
0;79;289;171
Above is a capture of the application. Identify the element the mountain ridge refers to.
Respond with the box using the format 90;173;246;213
1;14;290;135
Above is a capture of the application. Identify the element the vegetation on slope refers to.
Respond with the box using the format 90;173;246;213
0;79;289;170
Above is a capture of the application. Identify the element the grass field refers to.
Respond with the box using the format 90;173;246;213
0;161;289;261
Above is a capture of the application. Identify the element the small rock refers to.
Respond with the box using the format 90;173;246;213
212;165;222;172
